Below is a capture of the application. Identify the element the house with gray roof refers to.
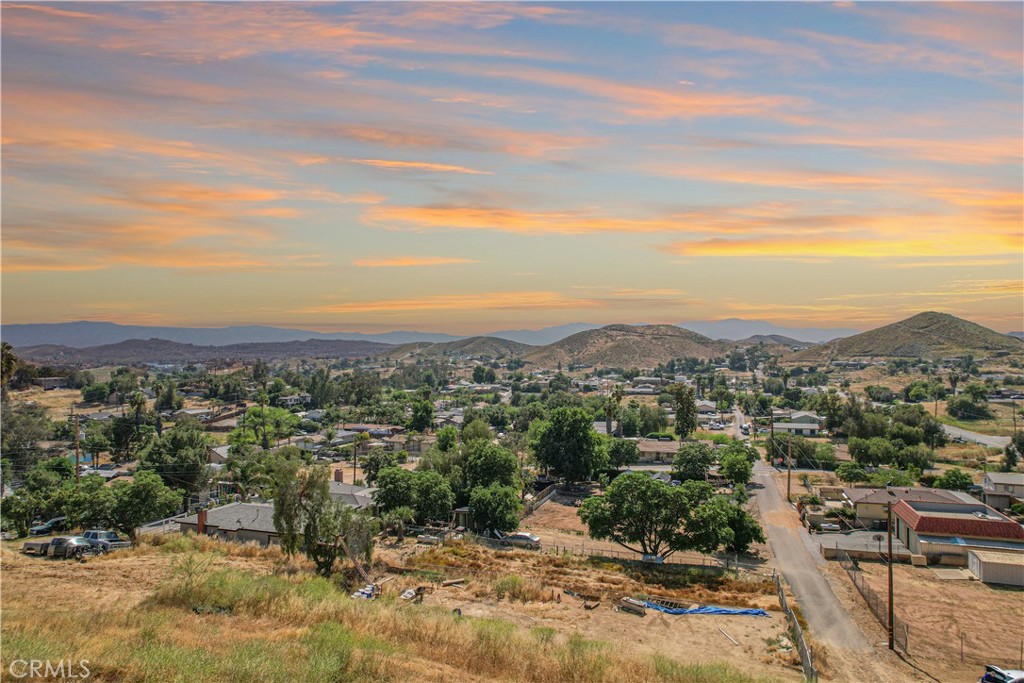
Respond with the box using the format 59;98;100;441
178;502;279;545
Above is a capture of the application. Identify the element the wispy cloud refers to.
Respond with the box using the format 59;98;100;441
351;256;479;268
302;291;593;314
349;159;492;175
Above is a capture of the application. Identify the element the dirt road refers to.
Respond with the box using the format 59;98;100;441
753;461;870;651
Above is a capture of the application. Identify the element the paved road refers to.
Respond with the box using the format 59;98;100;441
941;424;1010;449
752;461;870;651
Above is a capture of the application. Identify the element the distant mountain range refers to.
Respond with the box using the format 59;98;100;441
15;338;391;365
2;321;461;348
9;313;1022;367
678;318;858;344
2;318;861;349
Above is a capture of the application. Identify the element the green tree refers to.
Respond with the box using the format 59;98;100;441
465;441;518;489
0;342;17;389
412;470;455;523
667;383;699;439
468;483;521;533
61;475;115;529
225;455;269;501
531;407;605;482
409;400;434;432
1002;431;1023;471
720;500;766;554
361;448;397;485
1;490;40;537
381;506;415;540
373;466;416;513
0;398;52;471
672;442;716;482
934;468;973;492
578;473;732;559
835;462;869;483
462;418;492;443
108;470;182;541
270;457;302;555
139;419;212;494
719;450;753;486
436;425;458;452
606;438;638;470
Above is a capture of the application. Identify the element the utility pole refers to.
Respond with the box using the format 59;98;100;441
887;499;895;651
786;434;792;502
73;409;81;484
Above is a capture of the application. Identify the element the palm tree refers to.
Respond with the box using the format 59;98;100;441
948;372;962;396
258;391;270;450
226;457;267;502
152;383;164;436
1;342;17;388
381;506;415;541
129;390;147;435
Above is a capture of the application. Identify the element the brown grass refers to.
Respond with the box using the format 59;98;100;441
1;538;786;683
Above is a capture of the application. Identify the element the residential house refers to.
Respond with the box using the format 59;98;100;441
771;421;821;437
329;430;359;447
625;384;657;395
696;400;717;415
982;471;1024;512
207;445;231;464
173;407;215;421
328;472;375;510
278;393;311;408
179;503;279;546
636;438;679;463
382;434;436;455
38;377;68;390
891;499;1024;561
842;487;978;529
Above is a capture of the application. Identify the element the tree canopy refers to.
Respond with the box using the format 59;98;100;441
578;473;737;559
531;407;605;482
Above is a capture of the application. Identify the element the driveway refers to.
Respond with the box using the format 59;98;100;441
941;424;1010;449
752;461;870;651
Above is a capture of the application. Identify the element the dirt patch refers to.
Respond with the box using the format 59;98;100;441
860;561;1024;682
378;540;803;681
520;496;589;535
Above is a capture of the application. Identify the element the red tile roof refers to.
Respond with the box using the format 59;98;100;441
893;500;1024;540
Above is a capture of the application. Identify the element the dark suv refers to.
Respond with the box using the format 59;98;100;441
29;517;67;536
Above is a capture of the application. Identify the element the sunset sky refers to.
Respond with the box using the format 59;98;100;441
2;2;1022;334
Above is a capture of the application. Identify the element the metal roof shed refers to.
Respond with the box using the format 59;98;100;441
967;549;1024;587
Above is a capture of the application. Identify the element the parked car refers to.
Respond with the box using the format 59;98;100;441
81;530;132;552
21;536;98;559
501;532;541;550
29;517;67;536
980;665;1024;683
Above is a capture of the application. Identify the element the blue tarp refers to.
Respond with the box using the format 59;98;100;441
645;602;769;617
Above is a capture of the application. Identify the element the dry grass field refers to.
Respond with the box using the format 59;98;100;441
1;534;800;682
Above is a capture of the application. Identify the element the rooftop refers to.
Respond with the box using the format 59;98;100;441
985;472;1024;486
843;487;976;506
893;500;1024;541
180;503;277;535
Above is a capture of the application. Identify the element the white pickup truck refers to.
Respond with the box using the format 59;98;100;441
82;530;132;552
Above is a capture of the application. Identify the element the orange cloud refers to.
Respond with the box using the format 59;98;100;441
666;229;1020;260
352;256;479;268
443;63;809;123
350;159;492;175
303;291;594;315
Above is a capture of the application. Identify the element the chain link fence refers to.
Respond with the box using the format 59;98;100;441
774;574;819;683
836;549;909;653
